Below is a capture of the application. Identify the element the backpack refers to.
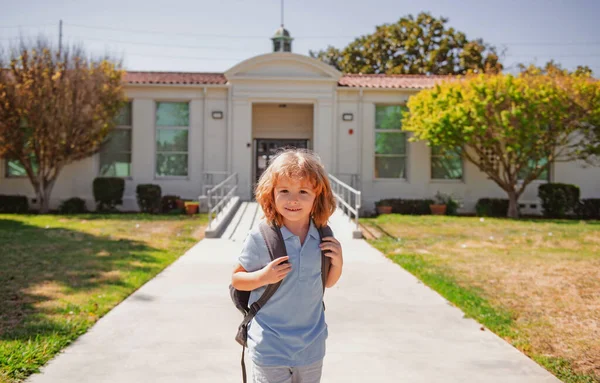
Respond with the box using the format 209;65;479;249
229;220;334;383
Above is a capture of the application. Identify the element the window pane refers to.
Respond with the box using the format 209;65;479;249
431;146;463;180
115;102;132;125
99;153;131;177
518;158;549;181
375;132;406;155
432;156;463;179
6;158;37;177
375;156;406;178
7;160;26;177
102;129;132;153
156;153;188;176
156;102;189;127
157;129;188;152
375;105;406;130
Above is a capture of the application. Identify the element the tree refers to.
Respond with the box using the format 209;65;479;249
0;37;126;213
310;12;502;75
403;72;600;218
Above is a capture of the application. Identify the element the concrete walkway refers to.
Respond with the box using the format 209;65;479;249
26;208;560;382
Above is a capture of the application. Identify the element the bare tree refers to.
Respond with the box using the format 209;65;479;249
0;36;126;213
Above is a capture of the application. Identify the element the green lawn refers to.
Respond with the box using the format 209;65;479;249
0;213;208;383
361;214;600;383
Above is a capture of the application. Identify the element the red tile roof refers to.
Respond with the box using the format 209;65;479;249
124;71;227;85
338;74;449;89
123;71;449;89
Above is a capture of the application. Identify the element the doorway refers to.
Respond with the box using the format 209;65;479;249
253;139;309;196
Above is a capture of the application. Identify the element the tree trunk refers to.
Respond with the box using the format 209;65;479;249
36;177;58;214
507;190;520;219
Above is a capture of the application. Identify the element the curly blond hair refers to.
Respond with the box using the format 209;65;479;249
255;148;336;228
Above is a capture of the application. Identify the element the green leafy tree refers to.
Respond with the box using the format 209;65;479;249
0;37;126;213
403;72;600;218
310;12;502;75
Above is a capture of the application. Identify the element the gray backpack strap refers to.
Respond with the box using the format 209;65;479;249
236;221;288;383
317;224;334;293
239;221;286;328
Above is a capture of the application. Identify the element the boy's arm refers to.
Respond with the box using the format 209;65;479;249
325;263;342;288
231;263;268;291
231;256;291;291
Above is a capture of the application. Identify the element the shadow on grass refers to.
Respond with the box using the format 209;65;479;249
0;218;163;343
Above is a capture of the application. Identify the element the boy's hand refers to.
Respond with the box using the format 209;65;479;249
260;256;292;284
320;237;343;268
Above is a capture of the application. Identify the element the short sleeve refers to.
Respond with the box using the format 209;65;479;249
238;231;264;272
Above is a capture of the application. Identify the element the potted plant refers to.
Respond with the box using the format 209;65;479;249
375;199;393;215
176;197;185;211
430;191;450;215
184;200;199;215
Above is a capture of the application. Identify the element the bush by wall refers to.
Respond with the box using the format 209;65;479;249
136;184;162;213
475;198;509;217
59;197;88;214
161;195;181;213
0;195;29;213
93;177;125;212
575;198;600;220
538;183;580;218
375;198;434;215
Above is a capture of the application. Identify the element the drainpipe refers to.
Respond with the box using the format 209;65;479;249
202;87;207;177
358;88;363;191
333;85;338;174
226;84;232;174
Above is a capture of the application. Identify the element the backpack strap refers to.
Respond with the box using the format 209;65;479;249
237;221;287;383
317;224;334;293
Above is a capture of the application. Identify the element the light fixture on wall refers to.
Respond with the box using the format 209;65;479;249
342;113;353;121
212;111;223;119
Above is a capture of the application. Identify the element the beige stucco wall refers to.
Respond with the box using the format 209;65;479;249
339;88;600;215
0;86;229;211
1;52;599;214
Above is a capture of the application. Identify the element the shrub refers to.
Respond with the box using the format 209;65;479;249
161;195;181;213
575;199;600;220
538;183;580;218
475;198;509;217
93;177;125;211
377;198;434;215
136;184;162;213
59;197;87;214
0;195;29;213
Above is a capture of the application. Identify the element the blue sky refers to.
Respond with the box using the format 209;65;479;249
1;0;598;75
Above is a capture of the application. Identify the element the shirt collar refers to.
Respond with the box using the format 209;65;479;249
280;219;320;241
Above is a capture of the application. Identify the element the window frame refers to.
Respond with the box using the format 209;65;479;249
374;104;409;181
154;100;190;179
98;101;133;178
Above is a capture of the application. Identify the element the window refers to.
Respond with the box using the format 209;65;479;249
155;102;189;177
375;105;407;179
5;157;37;178
518;158;550;181
431;146;463;180
99;102;132;177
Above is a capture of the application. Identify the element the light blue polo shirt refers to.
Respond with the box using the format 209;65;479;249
238;219;327;367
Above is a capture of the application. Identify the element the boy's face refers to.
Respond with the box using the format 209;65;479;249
274;176;316;226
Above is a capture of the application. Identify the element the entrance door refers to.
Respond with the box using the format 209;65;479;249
254;139;309;191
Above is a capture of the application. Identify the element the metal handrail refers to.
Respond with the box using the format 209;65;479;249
206;172;238;229
328;173;361;234
202;171;231;195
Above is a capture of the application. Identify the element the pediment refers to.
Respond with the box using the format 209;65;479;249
225;53;342;82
